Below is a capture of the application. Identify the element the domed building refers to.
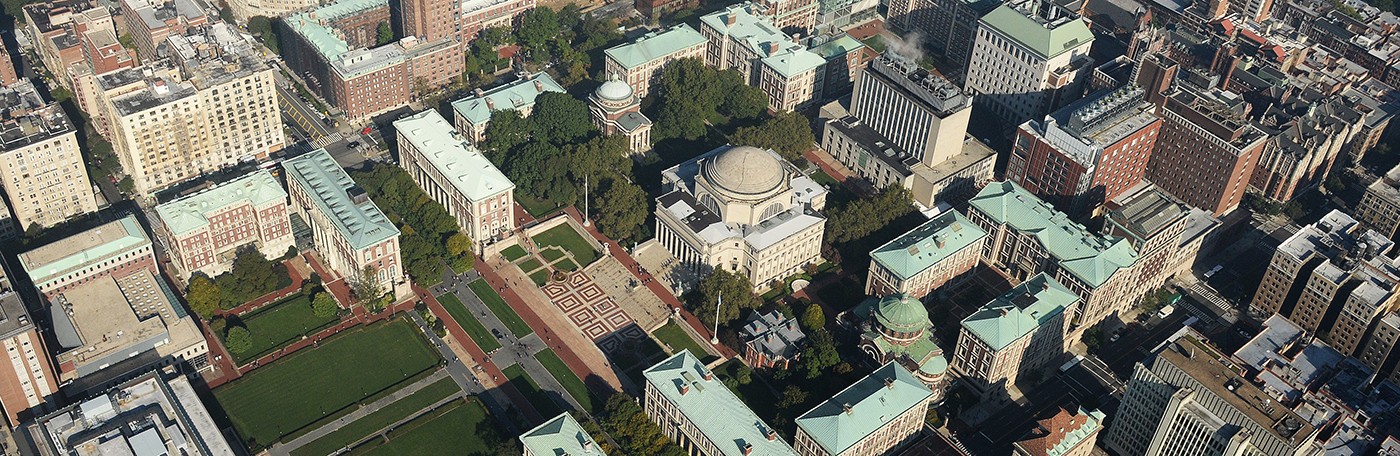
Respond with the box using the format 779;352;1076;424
851;293;950;401
656;144;828;291
588;74;653;155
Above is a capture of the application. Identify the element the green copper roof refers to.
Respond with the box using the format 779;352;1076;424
969;181;1137;288
643;351;799;456
154;170;287;237
795;362;932;455
393;109;514;201
761;47;827;78
282;149;399;251
809;34;866;60
871;211;986;280
283;0;389;61
604;25;706;70
961;273;1076;351
874;293;930;333
451;72;564;127
979;5;1093;59
20;216;149;286
519;413;607;456
701;4;824;78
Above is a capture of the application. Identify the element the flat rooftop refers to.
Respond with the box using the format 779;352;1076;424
30;373;236;456
20;216;150;286
865;54;970;116
1106;184;1190;241
392;109;513;201
1161;334;1318;443
1044;85;1158;162
50;269;183;369
0;79;74;152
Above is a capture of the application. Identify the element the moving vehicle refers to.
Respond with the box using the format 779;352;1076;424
1059;355;1084;373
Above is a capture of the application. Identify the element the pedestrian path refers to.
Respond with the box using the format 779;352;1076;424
270;369;452;456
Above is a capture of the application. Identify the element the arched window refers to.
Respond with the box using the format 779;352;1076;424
759;202;785;220
699;194;720;215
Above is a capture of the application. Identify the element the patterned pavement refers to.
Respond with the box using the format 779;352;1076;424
540;272;646;354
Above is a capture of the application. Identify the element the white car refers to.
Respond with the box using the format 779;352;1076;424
1204;265;1224;278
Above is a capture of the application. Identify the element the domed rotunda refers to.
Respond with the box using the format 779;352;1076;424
655;144;829;292
588;74;652;155
851;293;950;401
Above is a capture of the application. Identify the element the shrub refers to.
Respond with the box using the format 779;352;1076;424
226;327;253;354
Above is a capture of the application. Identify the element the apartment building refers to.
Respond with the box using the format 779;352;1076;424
851;294;950;398
1006;85;1161;215
1358;163;1400;240
283;149;406;300
964;1;1094;126
118;0;208;60
1250;92;1365;202
0;263;57;425
450;72;565;142
23;0;116;89
1145;87;1267;216
603;25;707;99
755;0;818;32
1102;333;1323;456
0;79;99;230
18;216;207;393
952;273;1075;401
1103;185;1217;297
792;363;932;456
655;145;827;292
152;170;293;280
26;373;236;456
700;4;828;111
520;413;607;456
400;0;458;41
643;350;799;456
394;109;515;251
97;24;283;196
866;210;986;298
966;181;1140;345
223;0;315;20
0;40;17;86
1012;407;1105;456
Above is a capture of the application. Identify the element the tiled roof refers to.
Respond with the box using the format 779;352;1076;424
969;181;1137;288
604;25;706;69
393;109;513;201
643;350;798;456
1014;407;1104;456
154;170;287;236
795;362;932;455
450;72;564;126
282;149;399;251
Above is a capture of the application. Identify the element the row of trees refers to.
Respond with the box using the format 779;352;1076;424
480;93;650;242
824;185;917;244
186;248;295;319
600;394;686;456
351;164;474;285
464;5;623;88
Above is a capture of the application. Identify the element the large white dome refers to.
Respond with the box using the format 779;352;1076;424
595;74;634;102
704;146;786;197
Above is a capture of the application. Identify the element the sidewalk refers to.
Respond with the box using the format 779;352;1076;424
415;284;544;424
269;369;454;456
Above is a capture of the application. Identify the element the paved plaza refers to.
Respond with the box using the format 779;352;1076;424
585;256;670;331
541;272;646;353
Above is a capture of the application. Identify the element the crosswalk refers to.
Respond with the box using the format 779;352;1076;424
311;132;342;148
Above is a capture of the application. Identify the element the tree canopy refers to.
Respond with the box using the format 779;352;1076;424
825;185;916;244
731;112;815;162
186;275;221;319
531;92;594;145
225;327;252;354
312;292;338;318
652;58;768;141
601;394;687;456
693;269;762;326
375;21;394;45
351;164;473;285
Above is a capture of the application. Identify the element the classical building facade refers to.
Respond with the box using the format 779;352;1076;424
953;273;1074;401
851;294;950;401
643;351;799;456
589;75;653;155
153;170;294;280
964;1;1095;126
792;363;932;456
700;4;828;111
655;145;827;291
0;79;98;230
603;25;707;99
284;149;407;300
866;211;986;299
450;72;566;142
394;109;515;251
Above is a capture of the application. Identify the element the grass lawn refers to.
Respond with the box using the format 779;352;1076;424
808;169;841;187
351;399;495;455
517;194;563;218
501;245;528;261
535;349;598;413
436;293;501;353
518;258;543;273
214;319;441;449
529;269;551;287
502;365;563;417
467;279;533;337
291;377;461;456
531;225;599;267
552;258;581;272
224;293;338;365
540;248;566;262
653;321;715;363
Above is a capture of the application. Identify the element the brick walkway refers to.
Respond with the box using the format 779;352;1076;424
415;284;544;423
803;148;872;196
304;252;353;307
541;272;646;353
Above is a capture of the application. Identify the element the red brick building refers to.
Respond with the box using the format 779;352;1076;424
153;170;294;280
1145;87;1267;216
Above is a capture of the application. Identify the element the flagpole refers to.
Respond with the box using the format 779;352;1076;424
711;294;721;344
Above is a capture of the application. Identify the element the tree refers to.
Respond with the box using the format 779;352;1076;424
446;233;472;257
481;110;530;163
601;394;686;456
225;326;252;354
531;92;594;146
351;265;386;310
802;331;840;379
801;301;825;333
776;385;809;410
478;26;511;46
312;292;338;318
186;275;222;319
118;33;137;50
246;16;279;54
508;142;577;203
736;365;753;384
825;185;916;244
376;21;393;45
721;84;769;120
694;269;762;327
594;177;648;242
516;7;560;51
731;112;815;162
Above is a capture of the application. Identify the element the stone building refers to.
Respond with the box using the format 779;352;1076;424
865;211;986;299
394;109;515;251
850;294;950;401
603;25;707;99
589;75;653;155
792;363;932;456
0;79;98;230
450;72;565;142
953;273;1074;402
153;170;293;280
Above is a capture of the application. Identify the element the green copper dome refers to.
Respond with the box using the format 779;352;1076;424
874;294;930;333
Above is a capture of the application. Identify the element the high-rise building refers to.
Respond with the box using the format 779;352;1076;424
18;216;208;393
603;25;707;99
1012;407;1104;456
1231;314;1345;404
0;79;99;230
26;373;237;456
520;413;607;456
23;0;117;89
755;0;818;32
283;149;407;300
643;350;799;456
821;116;996;209
1145;87;1267;216
589;75;654;155
450;72;565;142
865;210;986;299
850;54;971;168
400;0;458;41
1354;163;1400;241
851;294;950;399
655;145;827;291
97;23;284;196
0;263;57;425
1006;85;1161;214
1103;184;1218;300
152;170;294;280
700;4;828;111
1102;333;1323;456
792;362;932;456
952;273;1075;401
117;0;208;60
394;109;515;251
964;2;1094;126
813;0;879;34
966;181;1139;344
886;0;997;70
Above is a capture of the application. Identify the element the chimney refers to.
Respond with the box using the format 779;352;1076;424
884;377;894;389
474;88;484;97
534;80;544;92
703;371;714;381
767;430;777;441
681;384;690;395
743;443;754;455
842;404;853;415
725;14;736;26
934;235;945;249
486;98;494;110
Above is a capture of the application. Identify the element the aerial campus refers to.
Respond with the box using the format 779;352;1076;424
4;0;1400;453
